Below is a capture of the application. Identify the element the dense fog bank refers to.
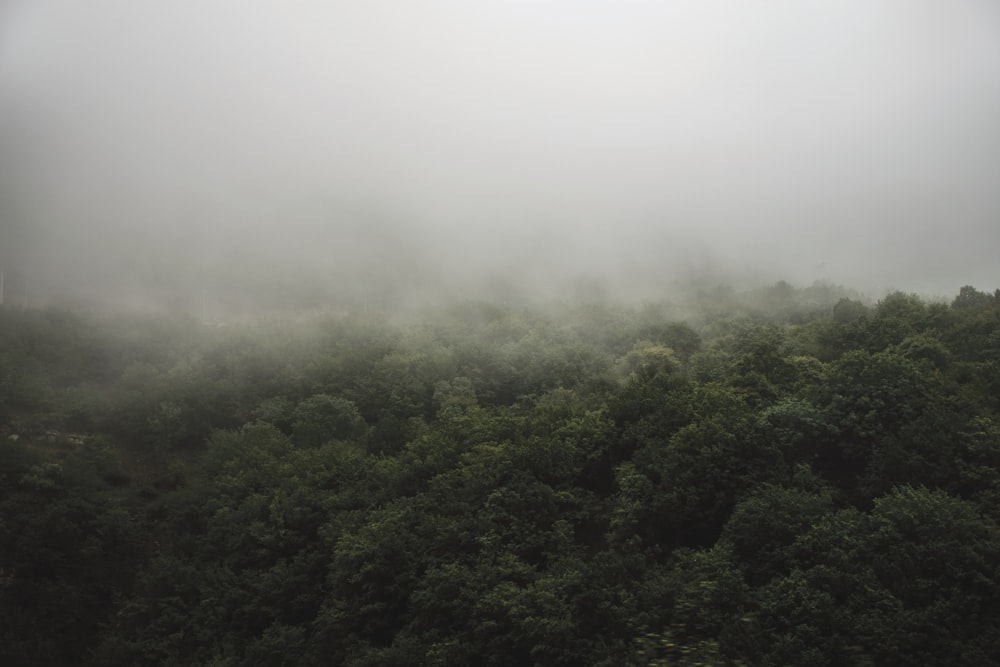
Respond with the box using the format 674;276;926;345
3;1;999;312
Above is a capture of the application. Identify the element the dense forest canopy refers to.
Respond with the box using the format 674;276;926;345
2;281;999;665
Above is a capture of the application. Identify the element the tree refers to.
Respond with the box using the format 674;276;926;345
0;449;140;665
813;349;929;492
720;485;832;586
292;394;365;446
951;285;993;310
749;487;1000;665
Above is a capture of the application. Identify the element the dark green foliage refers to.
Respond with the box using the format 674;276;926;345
1;284;999;665
292;393;365;446
720;485;833;585
0;442;140;666
951;285;995;310
750;487;1000;665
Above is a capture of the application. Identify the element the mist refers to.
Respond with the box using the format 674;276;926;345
2;0;1000;313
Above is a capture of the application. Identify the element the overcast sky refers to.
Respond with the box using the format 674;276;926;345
2;0;999;307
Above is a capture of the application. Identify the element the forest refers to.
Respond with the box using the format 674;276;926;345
1;281;999;666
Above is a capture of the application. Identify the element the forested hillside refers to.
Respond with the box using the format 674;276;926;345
2;283;999;666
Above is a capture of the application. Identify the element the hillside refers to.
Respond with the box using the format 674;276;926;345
1;282;999;665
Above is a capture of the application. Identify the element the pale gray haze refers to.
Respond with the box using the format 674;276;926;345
2;1;999;312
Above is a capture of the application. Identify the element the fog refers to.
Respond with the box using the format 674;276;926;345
2;1;1000;313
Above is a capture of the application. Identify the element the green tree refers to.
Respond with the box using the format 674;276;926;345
720;485;832;586
951;285;994;310
0;450;140;665
749;487;1000;665
292;394;365;446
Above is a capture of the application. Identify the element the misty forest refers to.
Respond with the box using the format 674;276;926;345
3;1;1000;666
3;285;1000;665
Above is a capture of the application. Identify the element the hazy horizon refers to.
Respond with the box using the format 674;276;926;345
2;1;999;312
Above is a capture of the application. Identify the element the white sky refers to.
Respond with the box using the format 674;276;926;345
2;0;999;301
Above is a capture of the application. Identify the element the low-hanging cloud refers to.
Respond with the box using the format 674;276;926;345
2;0;999;310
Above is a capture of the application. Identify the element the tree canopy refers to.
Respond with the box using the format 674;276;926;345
1;282;999;665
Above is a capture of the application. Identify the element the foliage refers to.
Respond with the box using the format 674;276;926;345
0;283;999;665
